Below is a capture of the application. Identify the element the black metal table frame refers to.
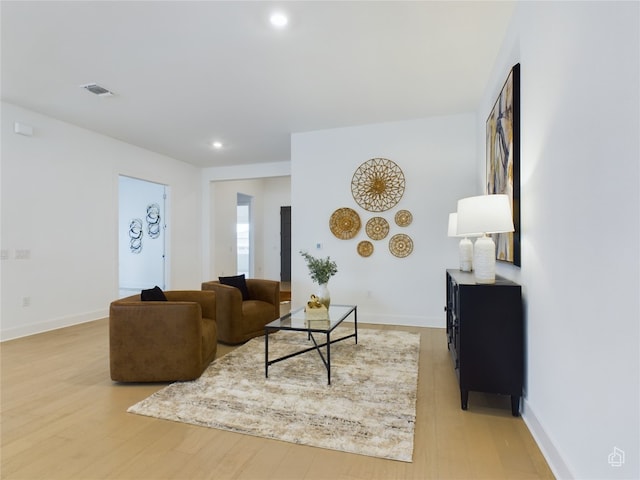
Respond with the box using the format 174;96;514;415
264;305;358;385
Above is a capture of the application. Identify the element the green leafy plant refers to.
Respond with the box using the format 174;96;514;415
300;251;338;285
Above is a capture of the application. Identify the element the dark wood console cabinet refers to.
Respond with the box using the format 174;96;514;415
445;269;523;416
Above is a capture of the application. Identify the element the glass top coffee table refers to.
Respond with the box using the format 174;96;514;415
264;304;357;385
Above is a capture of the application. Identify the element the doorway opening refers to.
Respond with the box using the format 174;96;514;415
118;175;167;297
279;205;292;303
237;193;253;277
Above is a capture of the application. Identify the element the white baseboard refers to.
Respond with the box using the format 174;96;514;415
352;312;444;329
522;399;573;479
0;309;108;342
2;309;442;342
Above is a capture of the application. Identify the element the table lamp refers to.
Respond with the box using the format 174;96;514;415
456;194;514;284
448;212;477;272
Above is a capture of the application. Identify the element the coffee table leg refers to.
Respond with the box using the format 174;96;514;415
354;306;358;344
265;329;269;378
326;332;331;385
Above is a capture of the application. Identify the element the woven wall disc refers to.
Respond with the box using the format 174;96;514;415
365;216;390;240
389;233;413;258
395;210;413;227
351;158;405;212
329;207;361;240
357;240;374;257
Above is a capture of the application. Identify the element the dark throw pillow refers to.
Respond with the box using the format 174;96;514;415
141;285;167;301
219;274;250;301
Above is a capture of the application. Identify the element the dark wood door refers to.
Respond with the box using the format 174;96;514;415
280;206;291;282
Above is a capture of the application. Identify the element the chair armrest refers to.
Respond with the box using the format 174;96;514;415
246;279;280;305
246;279;280;319
201;281;243;319
165;290;216;320
109;300;203;346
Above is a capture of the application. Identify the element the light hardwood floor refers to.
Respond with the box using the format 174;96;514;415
1;318;554;480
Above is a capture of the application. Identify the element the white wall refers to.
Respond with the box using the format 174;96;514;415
209;177;291;280
210;180;262;279
262;176;292;281
201;164;291;282
1;102;203;340
480;2;639;479
291;114;476;327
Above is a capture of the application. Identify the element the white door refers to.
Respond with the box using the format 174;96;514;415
118;175;166;296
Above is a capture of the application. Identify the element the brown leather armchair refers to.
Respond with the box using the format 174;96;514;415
201;279;280;345
109;290;217;382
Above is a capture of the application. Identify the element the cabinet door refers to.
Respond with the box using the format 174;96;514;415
458;285;522;395
446;273;460;371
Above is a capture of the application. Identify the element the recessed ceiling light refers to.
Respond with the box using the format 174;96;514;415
212;141;223;149
270;12;288;28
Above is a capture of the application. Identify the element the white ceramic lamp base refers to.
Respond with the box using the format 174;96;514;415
473;235;496;284
458;237;473;272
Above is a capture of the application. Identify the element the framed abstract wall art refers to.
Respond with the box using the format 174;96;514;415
486;63;521;266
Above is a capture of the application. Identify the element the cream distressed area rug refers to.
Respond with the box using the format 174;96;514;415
127;327;421;462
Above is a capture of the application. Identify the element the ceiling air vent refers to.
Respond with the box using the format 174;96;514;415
81;83;114;97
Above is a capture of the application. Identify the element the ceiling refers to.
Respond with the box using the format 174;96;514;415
1;1;514;168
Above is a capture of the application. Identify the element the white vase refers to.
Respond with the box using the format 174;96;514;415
473;235;496;284
316;283;330;310
459;237;474;272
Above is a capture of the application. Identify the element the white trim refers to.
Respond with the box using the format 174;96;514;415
0;310;107;342
202;161;290;182
522;399;574;480
348;312;443;329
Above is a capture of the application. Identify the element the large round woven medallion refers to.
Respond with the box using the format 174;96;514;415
329;207;361;240
365;217;390;240
389;233;413;258
351;158;405;212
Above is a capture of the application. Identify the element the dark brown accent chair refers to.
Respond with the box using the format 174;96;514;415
109;290;217;382
201;279;280;345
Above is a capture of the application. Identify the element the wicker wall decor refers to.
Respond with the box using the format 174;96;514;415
394;209;413;227
357;240;374;257
351;158;405;212
365;216;390;240
389;233;413;258
329;207;361;240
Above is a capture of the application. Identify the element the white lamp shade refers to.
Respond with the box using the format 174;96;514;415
456;194;514;235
